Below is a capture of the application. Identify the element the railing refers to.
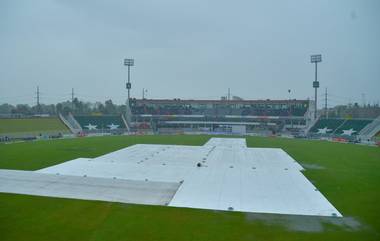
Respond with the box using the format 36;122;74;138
59;113;82;133
69;113;82;130
359;115;380;139
304;115;320;135
332;119;348;135
121;114;130;132
59;113;75;133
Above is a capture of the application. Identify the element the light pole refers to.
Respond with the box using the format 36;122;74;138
310;54;322;119
124;58;134;101
288;89;292;128
142;88;147;99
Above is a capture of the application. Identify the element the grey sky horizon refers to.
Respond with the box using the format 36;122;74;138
0;0;379;108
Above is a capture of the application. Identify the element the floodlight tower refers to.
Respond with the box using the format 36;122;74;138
310;54;322;119
124;58;134;101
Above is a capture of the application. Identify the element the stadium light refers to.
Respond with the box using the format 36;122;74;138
124;58;134;101
310;54;322;119
124;59;134;66
310;54;321;63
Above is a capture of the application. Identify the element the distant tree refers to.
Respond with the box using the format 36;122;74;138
62;106;72;115
2;99;128;116
13;104;31;115
0;103;14;114
117;104;126;114
72;98;80;114
104;99;116;114
31;105;38;114
56;103;63;114
94;102;105;114
82;102;92;114
45;104;56;115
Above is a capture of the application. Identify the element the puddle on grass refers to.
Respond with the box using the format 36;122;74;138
245;213;362;232
300;163;325;170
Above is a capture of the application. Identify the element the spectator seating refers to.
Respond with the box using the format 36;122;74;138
335;119;372;135
130;100;308;117
74;115;126;131
310;118;373;136
310;119;345;134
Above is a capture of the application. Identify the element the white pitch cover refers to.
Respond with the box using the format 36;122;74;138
2;138;341;217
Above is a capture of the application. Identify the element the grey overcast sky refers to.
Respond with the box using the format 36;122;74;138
0;0;379;107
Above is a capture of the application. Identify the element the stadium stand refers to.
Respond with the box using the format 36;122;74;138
309;118;375;138
309;119;345;134
59;113;82;134
358;115;380;140
129;99;312;135
335;119;372;135
74;115;127;133
130;99;309;117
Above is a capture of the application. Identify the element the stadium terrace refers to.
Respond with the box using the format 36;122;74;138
128;98;312;135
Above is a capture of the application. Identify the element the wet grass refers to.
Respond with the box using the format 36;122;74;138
0;118;68;135
0;135;379;241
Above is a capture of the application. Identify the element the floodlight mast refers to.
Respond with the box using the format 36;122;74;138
124;58;134;101
310;54;322;119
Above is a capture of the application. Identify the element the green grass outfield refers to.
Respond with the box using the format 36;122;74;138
0;118;69;136
0;135;379;241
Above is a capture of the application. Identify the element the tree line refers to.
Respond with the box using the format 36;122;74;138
0;99;126;116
